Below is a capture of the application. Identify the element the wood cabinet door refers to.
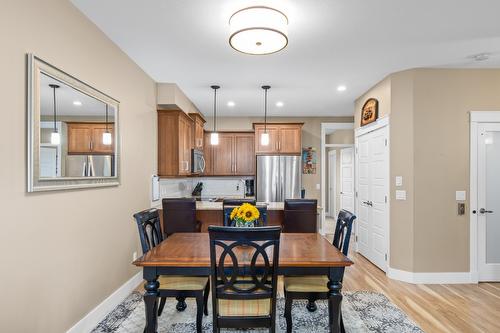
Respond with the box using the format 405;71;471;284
254;125;280;154
203;132;213;175
212;133;234;175
194;120;204;150
234;133;255;175
279;125;302;154
67;123;92;154
91;125;114;154
178;116;192;175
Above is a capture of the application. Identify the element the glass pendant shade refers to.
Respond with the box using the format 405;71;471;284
229;6;288;55
102;131;112;145
261;132;270;146
51;131;60;145
210;132;219;145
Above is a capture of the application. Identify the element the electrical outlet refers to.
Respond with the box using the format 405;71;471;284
132;251;138;261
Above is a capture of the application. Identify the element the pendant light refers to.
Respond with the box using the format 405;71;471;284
210;85;220;145
49;84;61;145
261;85;271;146
102;104;112;145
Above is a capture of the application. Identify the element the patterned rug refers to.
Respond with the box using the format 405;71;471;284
92;291;424;333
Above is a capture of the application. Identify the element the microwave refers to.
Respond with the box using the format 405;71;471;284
191;149;206;174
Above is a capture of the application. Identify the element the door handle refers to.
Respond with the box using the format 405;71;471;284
362;201;373;207
479;208;494;214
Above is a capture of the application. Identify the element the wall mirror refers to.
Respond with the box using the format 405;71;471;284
27;54;120;192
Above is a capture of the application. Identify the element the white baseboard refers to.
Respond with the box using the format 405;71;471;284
387;267;475;284
66;272;143;333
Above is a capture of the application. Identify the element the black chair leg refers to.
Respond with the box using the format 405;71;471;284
306;299;317;312
340;310;345;333
284;296;293;333
175;296;187;311
203;281;210;316
195;294;204;333
157;297;167;316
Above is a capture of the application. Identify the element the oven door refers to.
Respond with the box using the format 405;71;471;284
191;149;205;173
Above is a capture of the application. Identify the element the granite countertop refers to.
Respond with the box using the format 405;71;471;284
152;200;322;211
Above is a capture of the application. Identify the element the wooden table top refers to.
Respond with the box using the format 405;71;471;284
133;233;353;268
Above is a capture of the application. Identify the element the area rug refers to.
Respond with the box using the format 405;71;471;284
92;291;423;333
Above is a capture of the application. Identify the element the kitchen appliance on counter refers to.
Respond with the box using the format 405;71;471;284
191;149;205;174
256;155;301;202
192;182;203;196
245;179;255;197
66;155;113;177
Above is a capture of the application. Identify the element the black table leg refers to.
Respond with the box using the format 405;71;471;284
144;268;159;333
328;267;344;333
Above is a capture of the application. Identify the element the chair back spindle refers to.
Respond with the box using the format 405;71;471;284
133;208;163;254
333;209;356;256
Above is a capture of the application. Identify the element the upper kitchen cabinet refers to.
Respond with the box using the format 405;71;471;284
204;132;255;176
158;110;193;177
253;123;303;155
189;113;206;150
67;122;115;154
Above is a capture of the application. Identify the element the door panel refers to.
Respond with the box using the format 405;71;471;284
279;125;301;154
356;137;371;257
340;148;355;214
478;124;500;281
234;134;255;175
91;125;114;154
255;126;279;154
67;124;92;154
212;134;233;175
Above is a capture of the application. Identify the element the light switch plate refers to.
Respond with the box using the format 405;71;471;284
395;190;407;200
316;184;321;190
395;176;403;187
456;191;466;201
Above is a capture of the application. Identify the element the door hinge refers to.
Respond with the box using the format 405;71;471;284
355;191;358;198
385;196;387;203
355;235;358;242
355;147;358;154
385;254;387;261
384;139;388;146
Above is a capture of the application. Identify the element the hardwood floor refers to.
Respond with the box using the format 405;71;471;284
341;251;500;333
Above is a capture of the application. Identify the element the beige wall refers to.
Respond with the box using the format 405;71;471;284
356;69;500;273
205;116;354;201
0;1;156;332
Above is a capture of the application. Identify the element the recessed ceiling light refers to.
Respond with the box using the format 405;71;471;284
227;101;235;107
276;101;284;107
73;100;82;106
337;85;347;92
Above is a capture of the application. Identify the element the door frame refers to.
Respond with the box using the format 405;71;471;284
469;111;500;283
327;150;337;217
354;116;390;270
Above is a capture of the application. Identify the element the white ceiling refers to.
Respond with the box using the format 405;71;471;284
71;0;500;117
40;73;115;117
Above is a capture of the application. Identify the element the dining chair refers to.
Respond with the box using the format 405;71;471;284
208;225;281;333
162;198;201;237
223;205;268;226
283;199;318;233
133;208;210;333
222;198;256;207
283;209;356;333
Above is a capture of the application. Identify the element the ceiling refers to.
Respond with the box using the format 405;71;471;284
71;0;500;117
40;73;115;117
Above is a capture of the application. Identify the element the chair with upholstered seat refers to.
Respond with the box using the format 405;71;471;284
283;199;318;233
133;208;209;333
208;226;281;333
162;198;201;237
283;209;356;333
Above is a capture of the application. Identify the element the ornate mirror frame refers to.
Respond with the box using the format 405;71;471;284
27;54;120;192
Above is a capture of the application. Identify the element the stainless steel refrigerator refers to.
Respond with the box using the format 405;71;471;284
65;155;114;177
256;155;301;202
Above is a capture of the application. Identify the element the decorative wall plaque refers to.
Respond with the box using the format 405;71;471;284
361;98;379;126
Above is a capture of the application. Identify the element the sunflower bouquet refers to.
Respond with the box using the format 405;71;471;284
229;203;260;227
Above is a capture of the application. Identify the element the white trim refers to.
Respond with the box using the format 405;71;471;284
327;150;337;217
387;267;475;284
470;111;500;122
66;272;143;333
355;116;389;138
325;143;354;148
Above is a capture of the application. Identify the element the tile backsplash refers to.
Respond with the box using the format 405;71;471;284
158;176;254;199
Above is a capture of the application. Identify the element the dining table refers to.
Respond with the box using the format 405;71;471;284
133;232;353;333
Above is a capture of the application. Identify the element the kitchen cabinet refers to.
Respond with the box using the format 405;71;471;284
189;113;205;150
67;122;114;154
253;123;303;155
204;132;255;176
157;110;194;176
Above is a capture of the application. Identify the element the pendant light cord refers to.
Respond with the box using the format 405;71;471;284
264;88;268;133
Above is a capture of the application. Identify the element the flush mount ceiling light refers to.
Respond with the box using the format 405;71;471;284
229;6;288;55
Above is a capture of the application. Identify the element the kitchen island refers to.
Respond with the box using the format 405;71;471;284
153;200;321;232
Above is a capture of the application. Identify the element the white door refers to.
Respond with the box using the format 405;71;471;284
340;148;354;213
328;151;337;217
477;123;500;281
355;126;389;271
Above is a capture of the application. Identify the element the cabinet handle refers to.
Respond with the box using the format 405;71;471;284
90;140;93;151
278;141;281;151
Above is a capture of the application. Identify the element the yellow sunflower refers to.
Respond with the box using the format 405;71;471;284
230;207;238;220
240;203;260;222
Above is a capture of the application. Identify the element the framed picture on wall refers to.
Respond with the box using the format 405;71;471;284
361;98;379;126
302;147;317;174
